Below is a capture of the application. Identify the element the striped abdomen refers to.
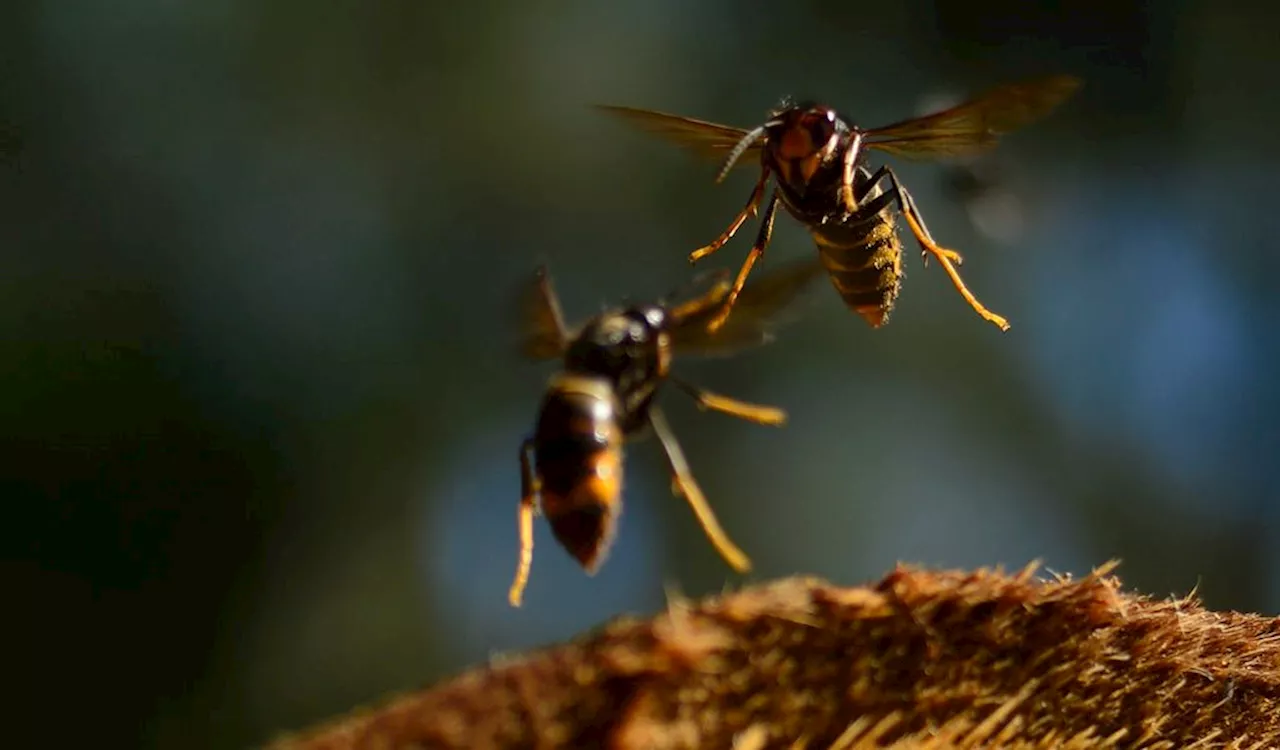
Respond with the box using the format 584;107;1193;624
811;209;904;329
532;375;626;572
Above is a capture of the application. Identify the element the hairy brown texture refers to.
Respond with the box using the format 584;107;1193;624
264;562;1280;749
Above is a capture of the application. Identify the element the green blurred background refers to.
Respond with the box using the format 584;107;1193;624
4;0;1279;747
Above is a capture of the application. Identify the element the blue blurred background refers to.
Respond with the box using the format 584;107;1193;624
4;0;1279;747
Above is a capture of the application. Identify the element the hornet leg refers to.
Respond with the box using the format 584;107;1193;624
838;132;866;215
705;189;781;333
689;167;771;264
648;407;752;573
665;271;733;322
858;165;1010;332
507;439;539;607
670;377;787;427
664;267;732;307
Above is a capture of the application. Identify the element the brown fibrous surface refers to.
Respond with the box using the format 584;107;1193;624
264;561;1280;749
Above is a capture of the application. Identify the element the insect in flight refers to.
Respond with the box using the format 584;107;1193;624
507;257;825;607
597;75;1081;333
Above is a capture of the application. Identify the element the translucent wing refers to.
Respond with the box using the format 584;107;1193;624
514;266;570;361
669;257;827;357
594;105;764;170
862;75;1082;160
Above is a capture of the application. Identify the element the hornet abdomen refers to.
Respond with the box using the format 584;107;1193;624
532;375;626;572
788;167;904;328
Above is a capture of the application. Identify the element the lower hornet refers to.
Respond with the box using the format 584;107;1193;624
507;258;826;606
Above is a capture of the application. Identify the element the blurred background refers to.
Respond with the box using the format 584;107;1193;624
4;0;1279;747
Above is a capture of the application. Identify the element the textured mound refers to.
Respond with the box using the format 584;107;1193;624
265;561;1280;749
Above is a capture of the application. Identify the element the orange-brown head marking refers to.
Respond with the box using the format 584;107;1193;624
655;330;672;378
769;105;841;188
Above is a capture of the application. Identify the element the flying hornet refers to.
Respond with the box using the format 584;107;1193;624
597;75;1081;333
507;258;825;607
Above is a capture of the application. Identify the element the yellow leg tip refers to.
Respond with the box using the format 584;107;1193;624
508;564;529;606
705;300;734;332
724;549;753;573
923;247;964;267
980;310;1011;332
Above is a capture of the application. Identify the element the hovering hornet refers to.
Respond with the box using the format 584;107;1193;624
507;258;825;607
597;75;1081;333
